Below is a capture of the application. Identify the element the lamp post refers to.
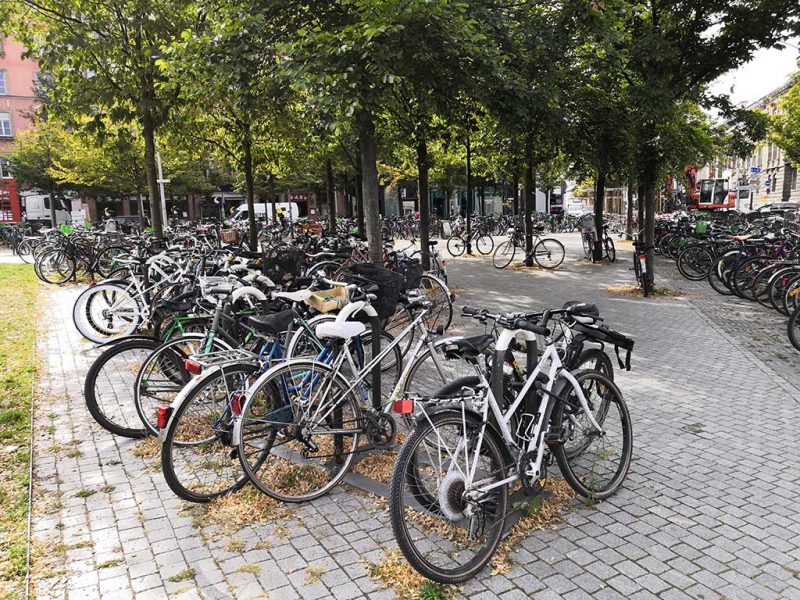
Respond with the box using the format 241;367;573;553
465;136;472;255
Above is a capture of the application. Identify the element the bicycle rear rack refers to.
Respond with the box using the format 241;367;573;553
187;348;261;369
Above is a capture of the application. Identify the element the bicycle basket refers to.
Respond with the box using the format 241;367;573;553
264;246;305;282
579;214;596;231
346;262;405;321
392;260;424;290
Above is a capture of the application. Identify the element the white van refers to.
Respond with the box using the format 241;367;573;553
21;192;72;225
230;202;300;223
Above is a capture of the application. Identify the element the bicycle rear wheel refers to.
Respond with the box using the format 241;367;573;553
418;274;453;332
604;238;616;263
389;410;508;584
73;282;142;343
534;238;565;269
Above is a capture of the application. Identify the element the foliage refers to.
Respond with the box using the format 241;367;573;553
770;76;800;167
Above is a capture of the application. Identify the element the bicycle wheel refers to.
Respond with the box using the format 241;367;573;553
95;245;130;277
418;274;453;333
83;337;159;438
604;238;616;263
781;273;800;316
238;359;362;502
446;235;465;257
134;334;231;436
533;238;565;269
732;256;769;300
385;305;416;357
707;253;736;296
475;234;494;255
161;363;260;503
389;410;508;584
37;249;75;284
676;245;713;281
16;239;34;264
72;282;142;343
788;308;800;352
553;370;632;500
492;240;516;269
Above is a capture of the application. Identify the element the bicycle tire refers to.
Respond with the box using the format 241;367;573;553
446;235;465;257
553;370;632;500
534;238;565;269
492;240;516;269
604;238;616;263
475;234;494;255
83;337;159;438
389;410;507;584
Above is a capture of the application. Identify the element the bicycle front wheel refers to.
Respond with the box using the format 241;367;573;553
492;240;516;269
238;360;362;502
534;238;565;269
389;410;508;584
475;234;494;255
604;238;616;263
72;282;142;343
418;274;453;333
553;370;632;500
161;364;260;503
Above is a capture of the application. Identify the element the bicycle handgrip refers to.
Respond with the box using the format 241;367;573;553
513;318;550;337
462;306;480;316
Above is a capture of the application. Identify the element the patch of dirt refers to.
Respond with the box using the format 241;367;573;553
605;284;683;298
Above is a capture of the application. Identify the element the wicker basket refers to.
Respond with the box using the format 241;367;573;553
306;287;349;313
220;228;239;243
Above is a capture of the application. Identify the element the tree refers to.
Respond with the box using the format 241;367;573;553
770;75;800;167
11;0;197;237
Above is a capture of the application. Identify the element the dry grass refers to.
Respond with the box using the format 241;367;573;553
305;565;325;584
186;486;287;535
506;262;541;272
366;548;456;600
490;478;575;575
132;436;160;459
352;449;396;484
605;284;682;298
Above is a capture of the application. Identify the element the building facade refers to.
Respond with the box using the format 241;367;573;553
721;77;800;209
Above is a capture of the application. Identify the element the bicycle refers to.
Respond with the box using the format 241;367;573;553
388;304;633;583
632;239;653;297
492;225;565;269
446;224;494;257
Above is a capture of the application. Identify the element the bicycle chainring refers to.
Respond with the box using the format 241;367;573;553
518;450;547;497
364;411;396;448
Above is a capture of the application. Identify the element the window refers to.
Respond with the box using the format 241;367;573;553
0;157;12;179
0;71;6;95
0;112;11;137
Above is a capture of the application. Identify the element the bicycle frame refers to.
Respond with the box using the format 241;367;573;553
418;327;604;496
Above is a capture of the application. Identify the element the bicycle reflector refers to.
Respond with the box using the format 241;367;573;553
184;359;202;375
392;398;414;415
231;392;244;415
156;406;173;429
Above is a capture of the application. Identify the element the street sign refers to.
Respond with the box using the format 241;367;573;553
765;179;772;193
750;166;762;174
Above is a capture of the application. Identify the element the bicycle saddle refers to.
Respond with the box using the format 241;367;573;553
426;240;438;246
443;335;493;359
247;309;295;336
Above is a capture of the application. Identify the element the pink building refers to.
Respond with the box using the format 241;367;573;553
0;37;38;221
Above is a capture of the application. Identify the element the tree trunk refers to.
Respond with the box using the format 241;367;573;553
355;163;365;238
626;180;634;240
242;127;258;251
142;109;163;237
417;140;431;270
137;194;146;229
326;158;336;235
358;114;382;262
479;184;485;216
643;165;657;287
524;135;534;266
637;183;645;240
593;171;606;261
512;172;519;223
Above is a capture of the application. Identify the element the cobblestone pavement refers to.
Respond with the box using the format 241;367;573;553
30;234;800;600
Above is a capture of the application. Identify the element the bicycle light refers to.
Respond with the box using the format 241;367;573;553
231;392;244;415
184;359;202;375
156;406;173;429
392;398;415;415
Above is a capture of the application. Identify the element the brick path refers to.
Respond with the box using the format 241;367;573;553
30;234;800;599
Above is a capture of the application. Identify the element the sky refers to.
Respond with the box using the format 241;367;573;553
709;39;799;107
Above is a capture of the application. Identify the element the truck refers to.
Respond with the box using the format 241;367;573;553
229;202;300;223
684;165;736;210
21;192;73;225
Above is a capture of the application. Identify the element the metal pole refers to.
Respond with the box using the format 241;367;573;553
465;136;472;255
155;146;170;229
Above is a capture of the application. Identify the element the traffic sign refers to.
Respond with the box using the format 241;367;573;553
750;166;762;174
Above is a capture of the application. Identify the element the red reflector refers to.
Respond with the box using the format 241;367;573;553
231;393;244;415
184;359;202;375
392;399;415;415
88;280;97;287
156;406;173;429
